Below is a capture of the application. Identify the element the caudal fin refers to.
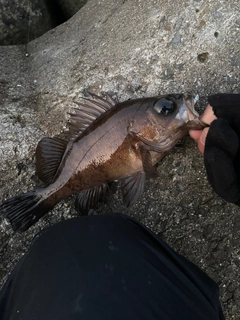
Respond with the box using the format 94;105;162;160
0;189;53;232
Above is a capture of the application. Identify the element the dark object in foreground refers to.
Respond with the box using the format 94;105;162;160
205;94;240;205
0;92;205;232
0;213;224;320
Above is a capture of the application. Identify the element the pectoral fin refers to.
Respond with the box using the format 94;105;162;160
121;172;146;207
36;137;68;184
139;146;159;178
75;183;108;215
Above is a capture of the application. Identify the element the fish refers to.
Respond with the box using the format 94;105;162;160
0;92;205;232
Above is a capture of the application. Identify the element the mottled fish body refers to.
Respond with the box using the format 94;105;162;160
1;92;205;232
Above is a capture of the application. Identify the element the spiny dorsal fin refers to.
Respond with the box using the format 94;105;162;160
106;93;119;105
88;91;118;107
68;92;117;138
36;137;68;184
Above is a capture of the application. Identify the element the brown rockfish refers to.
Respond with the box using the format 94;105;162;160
1;92;205;232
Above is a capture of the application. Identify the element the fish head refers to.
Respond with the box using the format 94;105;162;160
135;93;207;155
148;92;206;134
150;92;205;130
175;92;206;130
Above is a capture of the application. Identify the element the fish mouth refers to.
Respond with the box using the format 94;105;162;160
182;93;208;130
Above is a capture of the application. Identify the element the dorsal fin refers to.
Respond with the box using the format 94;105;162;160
105;93;119;105
36;137;68;184
67;92;117;138
88;92;118;107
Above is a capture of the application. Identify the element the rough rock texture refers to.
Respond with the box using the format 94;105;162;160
54;0;88;19
0;0;87;45
0;0;240;318
0;0;53;45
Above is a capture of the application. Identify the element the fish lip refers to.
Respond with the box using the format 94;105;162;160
193;94;199;104
174;93;198;122
183;92;200;119
182;92;208;129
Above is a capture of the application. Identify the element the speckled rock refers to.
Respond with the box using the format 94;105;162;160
0;0;52;45
0;0;88;45
0;0;240;318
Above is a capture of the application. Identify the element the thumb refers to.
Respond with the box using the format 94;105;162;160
198;127;209;155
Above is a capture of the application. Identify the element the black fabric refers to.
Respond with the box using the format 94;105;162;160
204;119;240;204
0;213;224;320
208;94;240;135
204;94;240;205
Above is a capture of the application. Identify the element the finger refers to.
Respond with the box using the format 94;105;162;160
189;104;217;142
189;130;201;141
200;104;217;125
198;127;209;155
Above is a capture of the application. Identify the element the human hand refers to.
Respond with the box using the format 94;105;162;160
190;94;240;205
189;104;217;154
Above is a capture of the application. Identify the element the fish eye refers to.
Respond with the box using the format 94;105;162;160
153;98;177;116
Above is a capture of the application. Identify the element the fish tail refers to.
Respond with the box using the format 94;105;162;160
0;189;53;232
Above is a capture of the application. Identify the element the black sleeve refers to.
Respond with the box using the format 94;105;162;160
204;94;240;205
204;119;240;204
0;213;224;320
208;94;240;135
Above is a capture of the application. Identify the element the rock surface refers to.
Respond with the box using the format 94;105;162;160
0;0;53;45
0;0;87;45
0;0;240;318
54;0;88;19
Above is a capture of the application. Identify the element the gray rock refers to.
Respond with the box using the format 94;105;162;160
0;0;88;45
0;0;240;318
54;0;88;19
171;31;182;44
227;75;237;85
0;0;53;45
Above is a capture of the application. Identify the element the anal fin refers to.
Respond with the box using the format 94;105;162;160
75;183;108;215
36;137;68;184
121;172;146;208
